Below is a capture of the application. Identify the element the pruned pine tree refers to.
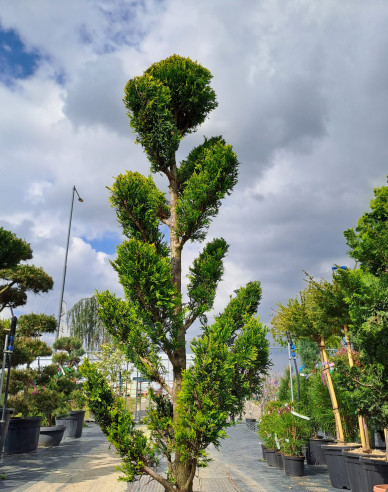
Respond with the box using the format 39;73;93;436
85;55;270;492
0;227;53;313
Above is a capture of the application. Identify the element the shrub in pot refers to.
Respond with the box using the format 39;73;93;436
277;404;311;477
258;401;282;467
276;362;334;465
3;314;57;453
53;337;87;437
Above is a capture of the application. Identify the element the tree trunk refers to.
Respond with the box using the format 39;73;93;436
343;325;370;452
174;459;197;492
169;164;182;294
318;336;345;444
168;163;195;492
385;428;388;461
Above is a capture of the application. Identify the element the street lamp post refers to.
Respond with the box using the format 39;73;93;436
56;186;84;340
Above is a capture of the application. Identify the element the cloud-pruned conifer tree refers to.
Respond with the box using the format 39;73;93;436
82;55;270;492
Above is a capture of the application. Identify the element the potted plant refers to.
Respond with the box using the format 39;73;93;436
4;313;57;454
277;404;311;477
258;401;282;467
31;365;67;447
53;336;87;438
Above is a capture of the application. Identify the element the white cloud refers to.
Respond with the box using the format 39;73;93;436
1;0;388;373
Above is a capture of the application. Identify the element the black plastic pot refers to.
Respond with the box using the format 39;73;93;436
245;418;256;431
306;437;333;465
342;449;370;492
276;451;284;469
4;416;42;454
283;455;305;477
362;456;388;491
261;443;267;460
322;444;359;490
56;410;85;438
39;425;66;447
70;410;86;437
265;449;278;467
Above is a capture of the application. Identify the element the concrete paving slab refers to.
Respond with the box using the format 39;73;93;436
0;421;341;492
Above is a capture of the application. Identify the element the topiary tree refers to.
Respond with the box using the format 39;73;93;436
4;313;58;419
82;54;270;492
52;336;87;413
0;228;53;313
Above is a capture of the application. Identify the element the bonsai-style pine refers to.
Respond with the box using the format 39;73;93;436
0;227;53;313
82;55;270;492
52;336;87;413
0;229;59;424
4;313;58;422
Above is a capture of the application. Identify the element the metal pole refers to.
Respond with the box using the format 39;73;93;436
135;371;139;422
287;339;294;403
286;332;295;403
1;316;16;421
139;380;142;422
293;356;301;411
0;333;10;408
125;363;128;408
56;186;83;340
0;315;17;459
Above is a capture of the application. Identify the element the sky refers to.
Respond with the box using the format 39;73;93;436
1;0;387;371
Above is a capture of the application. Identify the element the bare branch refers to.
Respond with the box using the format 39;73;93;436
0;282;14;295
183;314;198;333
142;464;176;492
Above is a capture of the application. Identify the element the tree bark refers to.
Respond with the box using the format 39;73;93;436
169;162;186;410
343;325;370;452
169;164;182;294
318;336;345;444
174;459;197;492
168;163;195;492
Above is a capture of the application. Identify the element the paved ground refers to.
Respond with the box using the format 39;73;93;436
0;422;339;491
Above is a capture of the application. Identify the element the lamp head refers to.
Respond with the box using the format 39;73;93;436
74;186;84;203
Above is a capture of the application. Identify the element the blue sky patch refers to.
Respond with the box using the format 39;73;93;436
0;26;41;84
86;234;121;256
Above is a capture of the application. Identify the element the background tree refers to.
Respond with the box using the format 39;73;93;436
67;296;109;351
344;180;388;275
0;227;53;313
92;342;132;396
336;178;388;456
271;276;347;444
298;339;319;373
83;55;270;492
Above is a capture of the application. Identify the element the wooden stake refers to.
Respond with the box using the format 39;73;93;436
343;325;370;452
318;337;345;445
